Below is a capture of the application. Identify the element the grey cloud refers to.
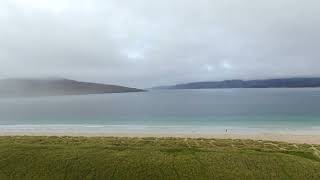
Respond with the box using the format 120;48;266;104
0;0;319;88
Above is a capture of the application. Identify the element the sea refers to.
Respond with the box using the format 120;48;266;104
1;88;320;135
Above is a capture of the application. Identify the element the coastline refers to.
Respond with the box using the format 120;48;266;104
2;124;320;144
1;131;320;144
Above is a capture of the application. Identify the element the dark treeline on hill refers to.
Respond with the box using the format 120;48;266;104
0;78;144;97
154;78;320;89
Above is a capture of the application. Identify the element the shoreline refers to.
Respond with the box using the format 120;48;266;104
1;132;320;144
2;124;320;144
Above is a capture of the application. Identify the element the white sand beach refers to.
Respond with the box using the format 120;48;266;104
1;131;320;144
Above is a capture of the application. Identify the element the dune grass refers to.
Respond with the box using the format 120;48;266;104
0;136;320;180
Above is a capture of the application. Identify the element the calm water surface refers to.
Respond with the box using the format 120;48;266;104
0;88;320;133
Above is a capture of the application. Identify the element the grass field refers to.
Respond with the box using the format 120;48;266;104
0;136;320;180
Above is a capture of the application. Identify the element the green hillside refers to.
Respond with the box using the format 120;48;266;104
0;136;319;180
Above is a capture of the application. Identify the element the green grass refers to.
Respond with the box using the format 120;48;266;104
0;136;320;180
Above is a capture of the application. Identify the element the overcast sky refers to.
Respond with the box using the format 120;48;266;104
0;0;319;88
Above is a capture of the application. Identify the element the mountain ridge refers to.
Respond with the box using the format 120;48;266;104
0;78;145;97
153;77;320;89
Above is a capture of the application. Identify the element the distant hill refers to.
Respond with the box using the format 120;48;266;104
0;78;145;97
154;78;320;90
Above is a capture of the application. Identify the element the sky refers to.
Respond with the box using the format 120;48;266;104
0;0;319;88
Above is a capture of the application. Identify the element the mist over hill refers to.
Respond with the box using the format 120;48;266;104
154;78;320;89
0;78;144;97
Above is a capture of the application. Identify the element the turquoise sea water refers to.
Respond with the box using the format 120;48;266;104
0;88;320;134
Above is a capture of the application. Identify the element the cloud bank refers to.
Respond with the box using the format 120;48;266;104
0;0;319;87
